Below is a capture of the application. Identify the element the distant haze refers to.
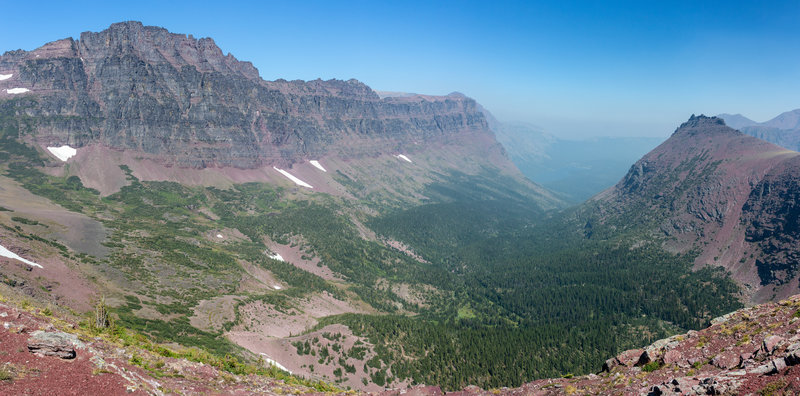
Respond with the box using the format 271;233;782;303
1;1;800;138
719;109;800;153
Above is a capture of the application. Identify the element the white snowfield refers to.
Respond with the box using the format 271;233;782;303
6;88;30;94
259;353;291;374
273;285;282;290
47;145;77;162
0;243;43;268
216;234;223;239
395;154;412;163
268;252;284;262
309;160;327;172
0;74;12;81
273;167;313;188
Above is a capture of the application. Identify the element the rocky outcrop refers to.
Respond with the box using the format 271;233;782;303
26;330;82;359
0;21;494;168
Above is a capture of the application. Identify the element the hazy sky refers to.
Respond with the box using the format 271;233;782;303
1;1;798;138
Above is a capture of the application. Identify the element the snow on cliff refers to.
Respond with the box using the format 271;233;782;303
273;167;313;188
47;145;77;162
310;160;327;172
6;88;30;94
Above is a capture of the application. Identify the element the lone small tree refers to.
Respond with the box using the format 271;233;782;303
95;296;109;329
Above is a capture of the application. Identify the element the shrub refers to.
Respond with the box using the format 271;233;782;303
642;361;662;372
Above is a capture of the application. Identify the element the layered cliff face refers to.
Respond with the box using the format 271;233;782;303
0;21;494;169
589;115;800;302
741;156;800;290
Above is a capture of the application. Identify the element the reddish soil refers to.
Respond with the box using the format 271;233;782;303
236;260;284;292
229;324;403;392
229;291;368;340
0;295;327;395
0;174;108;257
0;303;145;396
0;234;96;311
264;240;341;281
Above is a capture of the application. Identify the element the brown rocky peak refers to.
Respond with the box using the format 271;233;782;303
672;114;736;137
77;21;261;80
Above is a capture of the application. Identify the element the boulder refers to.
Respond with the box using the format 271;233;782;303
668;377;699;393
749;358;786;375
617;349;644;366
771;357;787;373
602;357;619;372
27;330;83;359
785;342;800;365
637;349;658;366
711;351;740;370
763;335;783;354
663;349;682;365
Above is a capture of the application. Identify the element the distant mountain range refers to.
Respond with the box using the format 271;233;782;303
719;110;800;152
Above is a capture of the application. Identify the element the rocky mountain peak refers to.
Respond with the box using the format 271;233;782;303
599;113;800;303
763;108;800;130
76;21;261;80
672;114;731;137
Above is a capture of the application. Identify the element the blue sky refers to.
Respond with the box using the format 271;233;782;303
1;1;798;138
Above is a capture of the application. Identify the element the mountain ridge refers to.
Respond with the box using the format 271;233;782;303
0;21;506;172
0;21;561;210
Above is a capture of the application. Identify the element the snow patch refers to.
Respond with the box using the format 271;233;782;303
273;285;282;290
268;253;284;262
309;160;327;172
0;243;43;268
216;234;223;239
395;154;412;163
273;167;313;188
259;353;291;374
46;145;77;162
0;74;11;81
6;88;30;94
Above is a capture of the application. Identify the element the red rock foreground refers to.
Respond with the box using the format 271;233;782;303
5;294;800;395
0;301;329;395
